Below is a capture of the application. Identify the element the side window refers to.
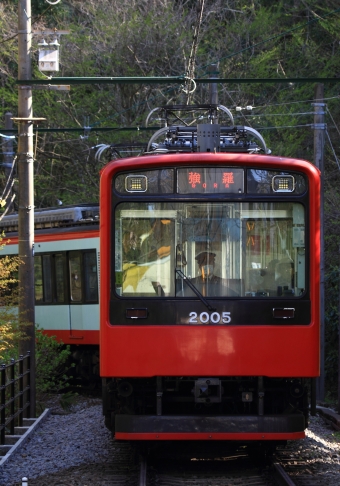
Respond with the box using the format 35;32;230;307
34;250;97;304
34;256;43;302
69;252;83;302
84;251;98;302
55;254;66;303
42;255;53;303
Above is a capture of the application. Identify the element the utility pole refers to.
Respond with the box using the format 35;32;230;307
209;63;219;105
17;0;35;416
313;83;325;403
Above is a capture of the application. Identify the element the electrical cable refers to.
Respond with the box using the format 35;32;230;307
326;107;340;139
235;112;315;118
184;0;204;104
0;155;17;205
0;194;16;220
0;133;16;139
0;4;53;45
257;124;313;130
325;130;340;170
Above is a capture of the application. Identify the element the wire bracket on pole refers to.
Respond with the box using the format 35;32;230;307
18;205;35;210
12;117;47;123
311;123;327;129
17;153;34;162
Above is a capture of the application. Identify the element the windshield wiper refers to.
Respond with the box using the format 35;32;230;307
176;268;216;312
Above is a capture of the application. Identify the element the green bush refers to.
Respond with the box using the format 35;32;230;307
35;327;73;397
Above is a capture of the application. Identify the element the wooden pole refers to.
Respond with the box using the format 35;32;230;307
17;0;35;417
313;83;325;403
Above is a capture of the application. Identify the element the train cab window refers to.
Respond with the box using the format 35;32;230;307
69;252;83;302
115;202;306;299
84;251;98;302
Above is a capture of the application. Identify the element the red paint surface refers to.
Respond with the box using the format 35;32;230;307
43;329;99;346
115;432;305;441
4;229;99;246
100;153;320;379
100;324;319;377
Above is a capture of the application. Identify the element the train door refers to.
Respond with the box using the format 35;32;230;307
68;250;99;334
69;251;83;333
34;252;70;333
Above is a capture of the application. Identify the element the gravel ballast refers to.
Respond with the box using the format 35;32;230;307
0;398;115;486
1;396;340;485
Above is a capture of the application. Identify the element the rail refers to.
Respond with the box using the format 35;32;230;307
0;353;31;445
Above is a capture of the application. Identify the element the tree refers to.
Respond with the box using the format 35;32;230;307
0;238;26;362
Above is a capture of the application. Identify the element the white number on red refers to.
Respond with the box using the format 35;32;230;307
188;311;231;324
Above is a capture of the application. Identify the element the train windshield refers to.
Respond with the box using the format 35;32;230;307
115;202;305;298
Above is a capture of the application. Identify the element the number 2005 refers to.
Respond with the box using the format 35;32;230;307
189;311;231;324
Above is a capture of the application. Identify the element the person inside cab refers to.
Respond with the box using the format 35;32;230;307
178;251;237;297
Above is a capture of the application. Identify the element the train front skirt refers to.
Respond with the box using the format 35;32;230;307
115;414;305;440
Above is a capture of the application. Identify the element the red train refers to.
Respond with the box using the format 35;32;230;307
100;106;320;445
0;205;100;383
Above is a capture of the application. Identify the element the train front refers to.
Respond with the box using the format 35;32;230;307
100;121;320;443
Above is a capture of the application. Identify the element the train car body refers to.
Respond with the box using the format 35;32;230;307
100;114;320;443
0;205;100;382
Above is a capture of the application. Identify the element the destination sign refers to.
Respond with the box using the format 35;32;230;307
177;167;244;194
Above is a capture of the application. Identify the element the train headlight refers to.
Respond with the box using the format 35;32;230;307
125;175;148;192
272;175;295;192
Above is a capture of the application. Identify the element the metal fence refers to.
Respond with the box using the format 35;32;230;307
0;353;31;445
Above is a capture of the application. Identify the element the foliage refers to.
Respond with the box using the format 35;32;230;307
0;234;72;400
1;0;339;205
0;237;27;362
35;327;73;397
1;0;340;397
59;390;78;411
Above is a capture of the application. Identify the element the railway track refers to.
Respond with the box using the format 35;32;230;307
136;444;306;486
5;398;338;486
273;445;327;486
10;442;331;486
136;441;334;486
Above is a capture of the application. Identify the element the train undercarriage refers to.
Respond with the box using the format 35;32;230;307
102;376;309;440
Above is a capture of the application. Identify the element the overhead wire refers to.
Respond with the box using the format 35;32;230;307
326;107;340;139
325;130;340;170
184;0;205;104
66;4;340;131
0;4;53;45
256;124;313;130
0;155;17;209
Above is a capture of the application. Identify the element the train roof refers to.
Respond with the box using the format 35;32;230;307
0;204;99;234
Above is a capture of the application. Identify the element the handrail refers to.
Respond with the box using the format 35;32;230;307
0;353;31;445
